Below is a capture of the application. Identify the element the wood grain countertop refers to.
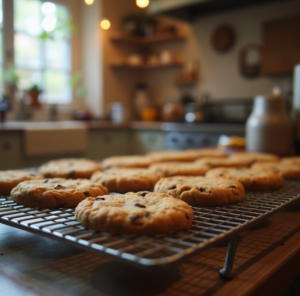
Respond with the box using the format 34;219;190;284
1;201;300;296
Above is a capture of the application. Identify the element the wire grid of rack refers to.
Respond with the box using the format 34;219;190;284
1;181;300;275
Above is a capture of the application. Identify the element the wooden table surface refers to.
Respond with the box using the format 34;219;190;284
1;202;300;296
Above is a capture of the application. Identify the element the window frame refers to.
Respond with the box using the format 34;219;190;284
2;0;82;107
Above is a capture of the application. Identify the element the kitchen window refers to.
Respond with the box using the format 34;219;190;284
3;0;73;104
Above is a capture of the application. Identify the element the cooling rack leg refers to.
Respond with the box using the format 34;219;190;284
219;236;238;280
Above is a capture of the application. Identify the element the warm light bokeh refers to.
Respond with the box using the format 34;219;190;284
136;0;149;8
100;19;111;30
85;0;94;5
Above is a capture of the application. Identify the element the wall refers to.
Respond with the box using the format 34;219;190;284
81;0;103;118
81;0;142;118
146;0;300;105
101;0;142;116
82;0;300;116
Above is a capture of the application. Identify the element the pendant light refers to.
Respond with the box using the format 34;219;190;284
100;18;111;30
136;0;149;8
85;0;94;5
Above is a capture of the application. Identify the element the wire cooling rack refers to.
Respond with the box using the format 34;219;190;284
1;181;300;279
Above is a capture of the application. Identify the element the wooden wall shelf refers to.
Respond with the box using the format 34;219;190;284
110;33;186;46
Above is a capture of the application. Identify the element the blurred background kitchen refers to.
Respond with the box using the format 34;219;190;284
0;0;300;169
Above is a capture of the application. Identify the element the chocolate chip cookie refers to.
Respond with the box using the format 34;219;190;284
196;157;252;168
91;168;163;193
154;176;245;206
187;148;228;159
102;155;153;169
11;178;108;209
75;192;194;235
40;158;103;179
252;162;300;180
148;151;196;162
281;156;300;166
0;170;43;196
149;162;210;177
206;167;283;191
229;152;279;164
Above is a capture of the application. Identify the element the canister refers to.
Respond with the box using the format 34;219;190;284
246;91;292;155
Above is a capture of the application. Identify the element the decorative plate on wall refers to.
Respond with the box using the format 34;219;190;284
211;25;235;53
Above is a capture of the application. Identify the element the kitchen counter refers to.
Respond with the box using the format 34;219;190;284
0;120;245;133
1;201;300;296
0;121;245;170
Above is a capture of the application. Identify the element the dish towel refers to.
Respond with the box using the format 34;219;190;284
24;121;87;157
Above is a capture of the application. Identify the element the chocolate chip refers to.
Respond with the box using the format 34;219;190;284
130;214;140;223
230;185;236;189
218;174;223;177
54;184;64;189
44;180;49;183
185;213;190;220
83;191;90;197
96;197;105;201
168;186;176;190
30;173;35;176
135;203;146;208
138;192;147;197
68;170;75;177
102;181;106;186
145;213;151;218
198;187;209;193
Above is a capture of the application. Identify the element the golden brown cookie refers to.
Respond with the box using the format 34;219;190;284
148;151;196;162
187;148;228;159
281;156;300;166
196;157;252;168
154;176;245;206
206;167;283;191
91;168;163;193
252;162;300;180
102;155;153;169
40;158;103;179
11;178;108;209
229;152;279;164
75;192;194;235
149;162;210;177
0;170;43;196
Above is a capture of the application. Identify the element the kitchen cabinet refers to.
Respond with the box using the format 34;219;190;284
85;130;131;159
0;133;23;170
130;130;165;154
262;15;300;75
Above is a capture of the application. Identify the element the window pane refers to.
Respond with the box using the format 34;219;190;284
53;4;71;40
13;0;72;104
14;33;42;69
45;40;71;71
44;71;71;104
14;0;42;36
16;69;42;90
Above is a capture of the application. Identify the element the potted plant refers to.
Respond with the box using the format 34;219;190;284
26;84;42;108
3;67;20;99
